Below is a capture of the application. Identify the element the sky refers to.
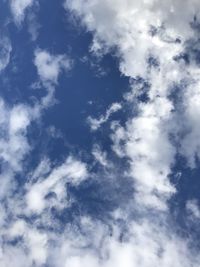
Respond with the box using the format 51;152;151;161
1;0;200;266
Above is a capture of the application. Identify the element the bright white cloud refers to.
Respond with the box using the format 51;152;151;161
65;0;199;78
124;97;176;210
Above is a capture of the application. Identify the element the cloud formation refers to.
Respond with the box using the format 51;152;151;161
34;49;72;85
1;0;200;266
88;102;122;131
10;0;34;24
0;46;87;266
65;0;200;206
63;0;200;266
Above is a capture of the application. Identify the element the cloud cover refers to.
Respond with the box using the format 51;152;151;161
0;47;83;266
65;0;200;206
1;0;200;266
62;0;200;266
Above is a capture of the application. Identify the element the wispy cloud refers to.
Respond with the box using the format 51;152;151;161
88;102;122;131
10;0;34;25
0;37;12;72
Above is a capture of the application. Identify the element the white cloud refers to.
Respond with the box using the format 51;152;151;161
0;106;89;264
26;157;88;214
111;98;175;210
0;97;50;266
7;220;48;266
33;49;73;109
29;157;51;182
65;0;200;207
65;0;198;78
124;97;176;210
88;102;122;131
47;216;200;267
1;0;200;266
0;99;32;172
34;49;72;85
64;1;200;266
10;0;34;24
92;144;108;167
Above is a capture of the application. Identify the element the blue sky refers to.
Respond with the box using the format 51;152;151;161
1;0;200;266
